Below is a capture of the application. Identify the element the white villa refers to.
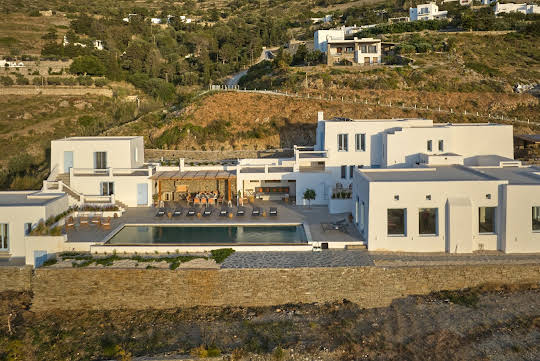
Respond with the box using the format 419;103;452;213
1;113;539;265
409;3;448;21
493;2;540;15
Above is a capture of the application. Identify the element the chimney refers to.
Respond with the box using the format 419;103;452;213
317;111;324;121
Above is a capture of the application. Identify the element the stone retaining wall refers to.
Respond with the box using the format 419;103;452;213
0;266;32;292
0;86;113;97
145;148;294;162
30;264;540;311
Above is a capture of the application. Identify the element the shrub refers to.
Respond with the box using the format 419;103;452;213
62;77;77;85
43;258;58;267
0;76;14;86
15;76;29;85
77;75;93;86
46;77;62;85
210;248;235;263
94;78;109;87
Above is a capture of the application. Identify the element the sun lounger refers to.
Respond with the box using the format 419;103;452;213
91;216;101;225
155;208;165;217
101;217;111;229
203;207;213;216
79;216;89;227
219;207;229;216
173;208;182;217
65;216;75;229
251;207;261;216
236;207;246;216
269;207;278;216
186;207;197;216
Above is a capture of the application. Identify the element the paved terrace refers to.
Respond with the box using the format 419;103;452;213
65;201;362;244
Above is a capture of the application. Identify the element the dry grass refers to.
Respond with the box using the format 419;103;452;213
0;13;69;55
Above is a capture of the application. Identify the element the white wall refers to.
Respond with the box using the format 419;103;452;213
320;118;433;167
51;137;144;173
0;194;68;259
353;178;503;252
314;29;345;52
502;185;540;253
70;175;152;207
384;124;513;167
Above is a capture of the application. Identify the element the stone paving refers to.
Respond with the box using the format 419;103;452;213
221;250;374;268
222;251;540;268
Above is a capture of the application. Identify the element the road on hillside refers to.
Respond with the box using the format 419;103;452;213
225;47;277;87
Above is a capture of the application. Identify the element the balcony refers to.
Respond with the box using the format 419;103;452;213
70;166;154;178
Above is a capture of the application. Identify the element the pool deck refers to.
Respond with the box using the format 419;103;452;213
65;201;363;246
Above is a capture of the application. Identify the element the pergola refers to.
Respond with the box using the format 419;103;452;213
151;170;237;201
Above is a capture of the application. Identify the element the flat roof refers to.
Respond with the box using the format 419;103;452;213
515;134;540;144
327;117;429;123
0;191;66;207
473;166;540;185
53;136;141;142
360;165;540;185
360;165;497;183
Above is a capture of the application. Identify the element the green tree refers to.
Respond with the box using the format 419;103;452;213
303;188;316;208
70;55;106;76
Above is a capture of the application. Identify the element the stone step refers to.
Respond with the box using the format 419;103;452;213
345;244;367;250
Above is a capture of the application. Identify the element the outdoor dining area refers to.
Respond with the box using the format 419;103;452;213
151;170;237;205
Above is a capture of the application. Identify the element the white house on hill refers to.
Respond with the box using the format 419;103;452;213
409;3;448;21
494;2;540;15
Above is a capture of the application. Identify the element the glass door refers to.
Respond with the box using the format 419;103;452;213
94;152;107;169
0;224;9;251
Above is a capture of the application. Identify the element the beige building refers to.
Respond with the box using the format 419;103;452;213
326;37;382;66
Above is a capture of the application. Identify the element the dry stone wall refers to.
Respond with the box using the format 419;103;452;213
145;149;294;162
0;86;113;97
0;266;32;292
30;264;540;311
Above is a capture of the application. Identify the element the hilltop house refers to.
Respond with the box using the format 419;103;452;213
493;2;540;15
409;3;448;21
326;37;382;65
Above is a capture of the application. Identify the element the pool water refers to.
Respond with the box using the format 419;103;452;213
106;224;307;245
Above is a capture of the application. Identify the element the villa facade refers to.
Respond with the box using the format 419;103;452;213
1;112;539;264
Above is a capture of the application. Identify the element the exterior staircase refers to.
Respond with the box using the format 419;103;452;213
55;173;70;187
115;200;128;210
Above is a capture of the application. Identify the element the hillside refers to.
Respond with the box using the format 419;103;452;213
108;90;539;151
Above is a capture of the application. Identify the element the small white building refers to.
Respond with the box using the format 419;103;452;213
314;29;346;52
494;2;540;15
0;191;68;262
352;160;540;253
0;60;24;68
409;3;448;21
46;136;153;208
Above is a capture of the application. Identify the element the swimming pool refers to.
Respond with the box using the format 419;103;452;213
105;224;308;245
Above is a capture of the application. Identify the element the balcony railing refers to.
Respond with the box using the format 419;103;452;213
70;166;154;177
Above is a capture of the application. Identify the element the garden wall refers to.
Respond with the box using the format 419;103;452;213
30;263;540;311
0;86;112;97
0;266;32;292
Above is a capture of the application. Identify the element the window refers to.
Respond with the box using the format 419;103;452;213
427;140;433;152
394;195;399;201
0;224;8;251
338;134;348;151
134;147;139;162
387;209;406;236
361;45;367;53
533;207;540;232
101;182;114;196
419;208;437;235
346;47;354;53
94;152;107;169
355;133;366;151
336;47;343;54
479;207;496;233
426;195;431;200
24;223;32;235
368;45;377;53
341;165;347;179
349;165;355;179
438;140;444;152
